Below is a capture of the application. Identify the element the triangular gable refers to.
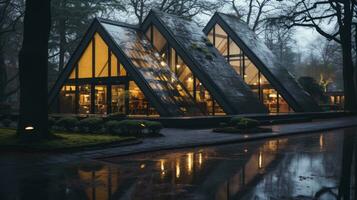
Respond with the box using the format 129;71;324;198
49;18;203;116
141;10;268;114
203;13;320;112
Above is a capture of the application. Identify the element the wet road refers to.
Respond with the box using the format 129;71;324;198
0;127;356;200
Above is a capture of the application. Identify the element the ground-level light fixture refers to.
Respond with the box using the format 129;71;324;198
25;126;34;131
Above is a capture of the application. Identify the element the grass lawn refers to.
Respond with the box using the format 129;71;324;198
0;128;136;151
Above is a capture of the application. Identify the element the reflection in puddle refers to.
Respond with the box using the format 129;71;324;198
0;128;356;200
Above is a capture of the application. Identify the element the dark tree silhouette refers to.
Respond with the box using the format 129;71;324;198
17;0;51;137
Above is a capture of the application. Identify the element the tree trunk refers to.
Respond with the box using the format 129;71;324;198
339;129;355;200
0;49;7;103
17;0;51;138
340;28;357;112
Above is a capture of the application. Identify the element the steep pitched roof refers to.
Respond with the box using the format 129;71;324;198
203;13;321;112
142;10;268;114
49;18;203;116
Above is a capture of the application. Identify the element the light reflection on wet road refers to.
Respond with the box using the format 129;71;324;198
0;127;356;200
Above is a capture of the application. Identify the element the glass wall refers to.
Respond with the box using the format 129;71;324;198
94;85;107;114
59;85;76;113
208;24;292;113
111;85;126;114
79;85;91;114
58;32;157;116
145;25;225;115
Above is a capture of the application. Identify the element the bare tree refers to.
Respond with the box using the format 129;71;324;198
0;0;24;104
226;0;276;33
124;0;222;24
274;0;357;111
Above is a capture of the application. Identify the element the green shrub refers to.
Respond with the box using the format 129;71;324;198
1;119;12;127
230;117;259;129
56;117;78;131
104;120;121;134
107;112;126;121
48;117;56;129
77;117;103;133
118;120;146;135
144;121;163;134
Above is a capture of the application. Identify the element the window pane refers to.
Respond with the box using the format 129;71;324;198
244;57;259;85
69;68;76;79
214;24;228;56
78;41;93;78
153;26;167;52
110;52;118;76
79;85;91;114
129;81;148;115
111;85;126;114
263;88;278;113
95;33;109;77
278;94;291;113
59;85;76;113
95;85;107;114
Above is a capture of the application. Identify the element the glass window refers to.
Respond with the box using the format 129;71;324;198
69;68;76;79
129;81;148;115
152;26;167;52
263;89;278;113
95;85;107;114
95;33;109;77
78;41;93;78
110;52;126;77
145;25;152;41
59;85;76;113
111;85;126;114
244;57;259;85
278;94;290;113
214;24;228;56
79;85;91;114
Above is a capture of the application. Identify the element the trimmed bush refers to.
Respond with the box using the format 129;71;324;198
230;117;259;129
107;112;126;121
56;117;78;131
48;117;56;129
77;117;103;133
144;121;163;134
118;120;146;135
1;119;12;127
104;120;121;134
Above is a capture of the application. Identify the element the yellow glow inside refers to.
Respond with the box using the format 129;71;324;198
319;134;324;150
160;61;166;66
160;160;165;171
140;164;146;169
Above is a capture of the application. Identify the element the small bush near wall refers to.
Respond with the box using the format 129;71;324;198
1;119;12;128
104;120;121;134
118;120;146;135
144;121;163;134
213;117;271;134
56;117;78;132
48;117;56;129
77;117;103;133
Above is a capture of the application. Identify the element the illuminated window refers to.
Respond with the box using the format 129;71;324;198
111;85;126;114
78;41;93;78
152;26;167;52
94;33;109;77
95;85;107;114
79;85;91;114
59;85;76;113
110;52;126;76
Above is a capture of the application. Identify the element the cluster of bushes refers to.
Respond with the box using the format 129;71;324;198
214;117;271;134
0;118;13;128
52;116;163;136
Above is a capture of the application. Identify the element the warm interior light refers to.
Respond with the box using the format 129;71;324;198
176;64;181;68
140;164;146;169
187;77;193;82
160;61;166;66
269;93;277;98
187;153;193;174
198;152;203;166
244;75;248;78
